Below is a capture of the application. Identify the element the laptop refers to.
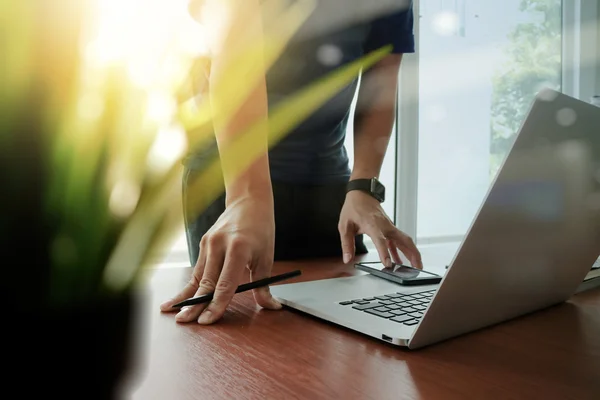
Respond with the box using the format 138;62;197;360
270;89;600;349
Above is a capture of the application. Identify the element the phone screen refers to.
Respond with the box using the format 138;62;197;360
362;263;441;280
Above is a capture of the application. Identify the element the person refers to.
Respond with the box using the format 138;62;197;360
160;0;422;324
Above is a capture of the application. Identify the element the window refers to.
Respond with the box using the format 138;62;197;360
393;0;598;266
408;0;565;242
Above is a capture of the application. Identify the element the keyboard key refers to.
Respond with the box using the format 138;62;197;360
339;301;353;305
352;303;380;311
387;304;401;310
408;312;423;319
374;306;391;312
385;293;403;299
402;307;418;313
391;309;407;316
407;300;421;306
378;300;394;305
374;296;390;301
390;315;413;323
363;297;376;301
390;298;407;304
365;309;395;318
404;320;419;326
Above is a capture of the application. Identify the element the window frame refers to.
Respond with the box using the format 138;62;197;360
563;0;598;101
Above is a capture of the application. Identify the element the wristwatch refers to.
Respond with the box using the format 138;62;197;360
346;177;385;203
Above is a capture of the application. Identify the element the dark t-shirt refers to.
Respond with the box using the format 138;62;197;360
187;1;415;184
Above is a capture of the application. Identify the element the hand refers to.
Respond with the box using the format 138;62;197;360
338;191;422;269
160;194;281;324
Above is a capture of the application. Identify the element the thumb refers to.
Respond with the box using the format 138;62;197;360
339;222;356;264
250;260;282;310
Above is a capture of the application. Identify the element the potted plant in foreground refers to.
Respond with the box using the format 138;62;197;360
2;1;203;397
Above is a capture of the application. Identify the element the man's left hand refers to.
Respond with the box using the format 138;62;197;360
338;191;422;269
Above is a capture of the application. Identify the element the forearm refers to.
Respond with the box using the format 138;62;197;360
210;69;272;204
351;55;402;180
204;0;272;204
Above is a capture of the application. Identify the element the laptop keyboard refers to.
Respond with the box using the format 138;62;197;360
339;289;436;326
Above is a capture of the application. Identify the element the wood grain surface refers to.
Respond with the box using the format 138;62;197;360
120;255;600;400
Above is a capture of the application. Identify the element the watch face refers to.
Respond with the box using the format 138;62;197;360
371;178;385;202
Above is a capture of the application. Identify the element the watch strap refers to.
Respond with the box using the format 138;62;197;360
346;179;372;193
346;178;385;202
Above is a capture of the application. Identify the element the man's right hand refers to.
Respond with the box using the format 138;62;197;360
159;194;281;324
167;0;276;325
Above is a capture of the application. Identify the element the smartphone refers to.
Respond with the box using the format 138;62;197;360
355;261;443;286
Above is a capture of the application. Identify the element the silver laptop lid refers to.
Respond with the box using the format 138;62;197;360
409;90;600;349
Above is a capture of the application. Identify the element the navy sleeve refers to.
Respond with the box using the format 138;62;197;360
363;2;415;54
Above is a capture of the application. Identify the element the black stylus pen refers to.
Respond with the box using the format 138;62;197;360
172;269;302;308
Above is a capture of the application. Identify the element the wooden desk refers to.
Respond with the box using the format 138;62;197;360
121;257;600;400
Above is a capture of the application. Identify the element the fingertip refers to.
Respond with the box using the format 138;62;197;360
343;252;352;264
198;299;230;324
412;257;423;269
175;307;193;322
264;301;282;311
254;289;281;310
160;300;175;312
269;298;282;310
197;310;215;325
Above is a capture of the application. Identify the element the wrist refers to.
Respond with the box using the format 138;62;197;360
224;156;273;206
345;189;377;201
226;181;273;206
350;169;380;181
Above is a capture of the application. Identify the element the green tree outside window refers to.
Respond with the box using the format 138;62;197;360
490;0;562;177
